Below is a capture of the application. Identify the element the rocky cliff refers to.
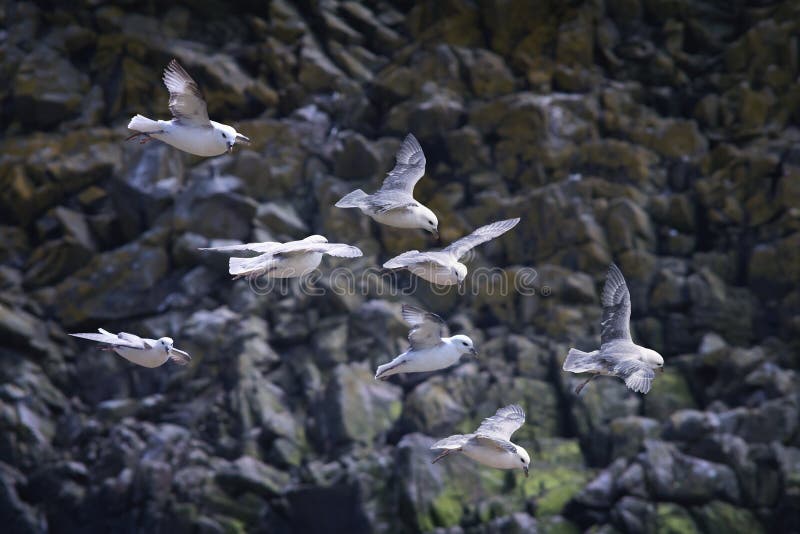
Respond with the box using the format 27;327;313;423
1;1;799;533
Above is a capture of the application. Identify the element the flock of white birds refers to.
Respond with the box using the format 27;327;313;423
70;60;665;478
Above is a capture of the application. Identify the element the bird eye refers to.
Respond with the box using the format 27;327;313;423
462;341;468;346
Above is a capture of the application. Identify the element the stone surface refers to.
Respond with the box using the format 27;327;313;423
0;1;796;532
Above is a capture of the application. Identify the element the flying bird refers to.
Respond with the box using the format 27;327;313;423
200;235;363;280
375;305;477;380
431;404;530;477
127;59;250;157
563;263;665;394
383;218;520;286
335;133;439;237
70;329;191;368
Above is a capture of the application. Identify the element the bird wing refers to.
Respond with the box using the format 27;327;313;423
378;133;426;195
162;59;211;127
430;434;472;450
274;239;362;259
69;329;148;350
600;263;632;344
200;241;283;254
383;250;448;269
442;218;520;260
474;404;525;441
117;332;154;349
402;304;448;350
203;236;330;256
612;358;655;394
366;190;419;214
473;435;518;454
169;347;192;366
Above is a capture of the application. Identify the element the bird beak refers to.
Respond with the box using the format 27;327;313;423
236;133;251;145
431;229;439;240
469;347;478;358
523;466;529;477
659;366;665;373
171;348;191;360
227;143;234;153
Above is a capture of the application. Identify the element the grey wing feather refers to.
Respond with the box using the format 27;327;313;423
402;305;448;349
169;348;191;365
379;133;426;194
431;434;472;450
474;435;518;454
612;359;655;394
600;264;632;344
203;236;329;256
366;190;418;214
117;332;153;349
475;404;525;441
442;218;520;260
163;59;210;126
69;331;145;349
383;250;423;269
200;241;283;254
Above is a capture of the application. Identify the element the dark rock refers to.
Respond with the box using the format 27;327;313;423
640;440;740;503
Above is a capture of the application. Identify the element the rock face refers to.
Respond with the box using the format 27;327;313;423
1;1;798;533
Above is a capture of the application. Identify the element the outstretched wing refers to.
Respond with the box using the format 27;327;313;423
201;236;329;256
200;241;283;254
600;264;632;344
275;240;362;258
475;404;525;441
402;304;448;350
442;218;520;260
70;329;148;350
431;434;472;450
474;435;518;454
169;348;192;366
379;133;427;195
612;358;655;394
163;59;210;127
383;250;424;269
366;190;419;214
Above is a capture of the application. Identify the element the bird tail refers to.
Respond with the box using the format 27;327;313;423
128;114;160;133
335;189;368;208
563;348;601;373
431;434;470;450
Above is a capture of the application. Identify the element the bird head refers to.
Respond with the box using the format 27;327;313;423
516;446;531;477
644;348;665;372
415;205;439;239
218;124;250;153
453;263;468;286
157;337;175;354
450;334;477;357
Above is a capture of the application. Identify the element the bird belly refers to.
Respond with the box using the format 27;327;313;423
407;262;459;286
402;346;461;373
268;253;323;278
371;208;423;229
154;123;227;157
462;443;517;470
114;347;168;368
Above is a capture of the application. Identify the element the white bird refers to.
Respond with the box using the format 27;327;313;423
127;59;250;157
375;305;477;380
431;404;530;477
200;235;363;280
383;218;520;286
335;133;439;237
563;263;665;394
69;329;191;368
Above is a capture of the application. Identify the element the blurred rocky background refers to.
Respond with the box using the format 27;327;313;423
1;0;799;532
